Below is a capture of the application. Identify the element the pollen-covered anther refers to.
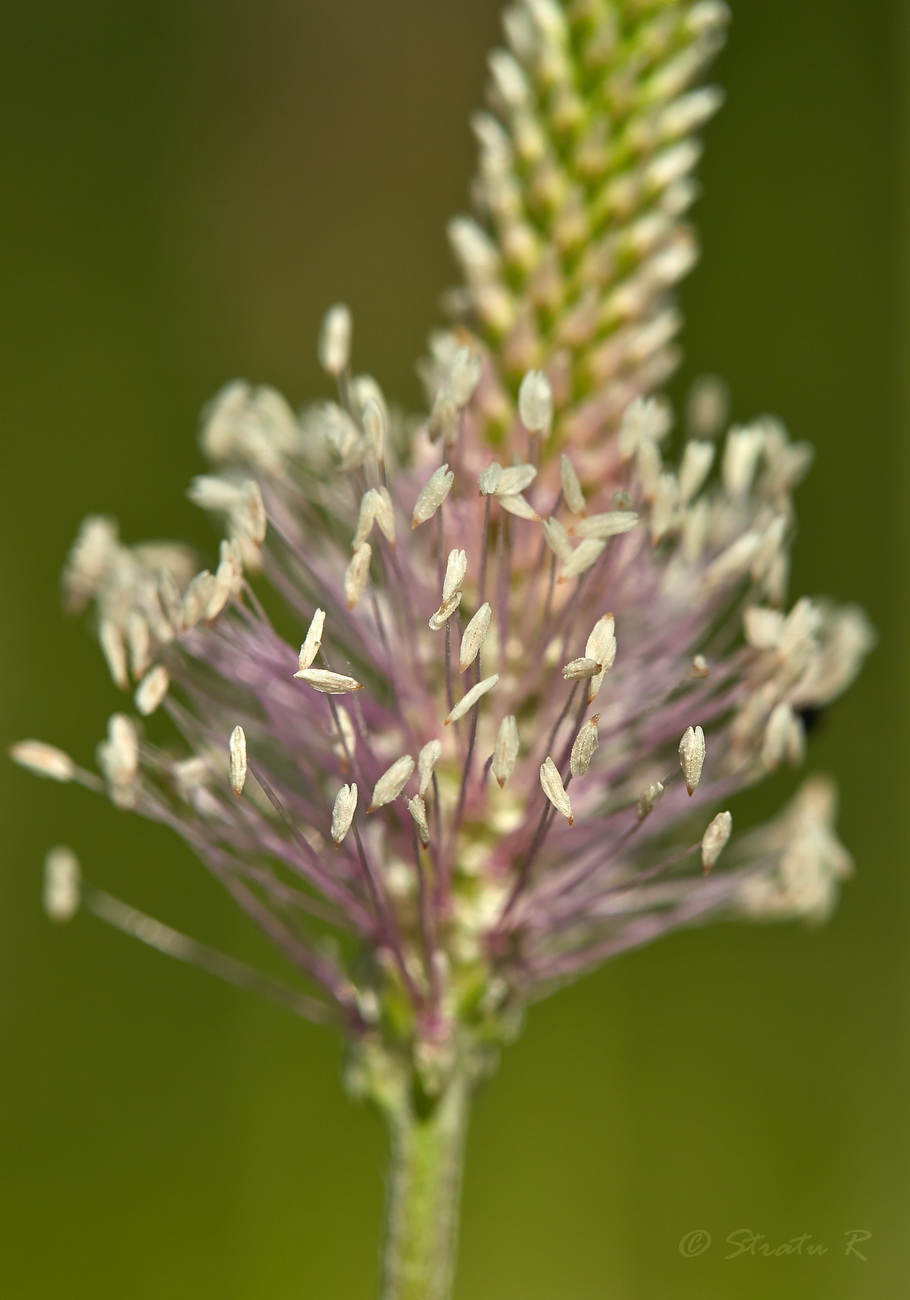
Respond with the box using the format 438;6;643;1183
318;302;352;378
518;370;553;436
417;739;442;797
478;463;503;495
98;714;139;808
238;480;267;547
429;591;463;631
368;756;415;812
560;455;585;515
294;668;363;694
679;725;706;795
570;715;600;778
362;399;387;464
497;493;540;521
10;741;75;783
496;464;537;494
678;439;715;504
691;654;709;678
344;543;373;610
540;757;573;825
542;517;573;562
572;511;639;540
445;674;499;726
229;725;247;796
584;614;616;703
407;795;430;846
135;665;170;717
460;603;492;672
701;811;732;874
492;715;519;787
562;657;600;681
559;538;606;583
412;464;454;528
762;703;805;770
443;549;468;602
44;846;81;923
448;346;483;408
330;783;358;846
637;781;665;820
298;608;326;672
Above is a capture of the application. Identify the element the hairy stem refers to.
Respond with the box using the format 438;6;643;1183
380;1076;471;1300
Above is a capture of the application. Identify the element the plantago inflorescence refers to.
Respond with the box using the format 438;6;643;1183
14;3;872;1297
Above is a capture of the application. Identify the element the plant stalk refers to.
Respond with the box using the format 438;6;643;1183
379;1074;471;1300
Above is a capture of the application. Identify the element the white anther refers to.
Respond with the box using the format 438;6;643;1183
135;665;170;717
369;756;415;811
585;614;617;703
318;303;352;377
417;740;442;797
298;608;326;672
229;725;247;795
679;725;706;795
560;455;585;514
518;370;553;435
460;603;492;672
492;715;519;787
570;715;600;778
540;757;573;825
10;741;75;783
412;464;455;528
445;674;499;726
331;783;358;845
44;846;81;923
344;543;372;609
701;811;732;873
294;668;364;694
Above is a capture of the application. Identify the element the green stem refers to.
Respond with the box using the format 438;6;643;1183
380;1075;470;1300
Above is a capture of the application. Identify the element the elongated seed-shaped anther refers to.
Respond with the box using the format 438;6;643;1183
460;603;492;672
585;614;617;703
679;725;706;795
637;781;665;820
574;511;639;539
368;756;415;811
518;370;552;434
229;725;247;796
318;303;352;377
560;455;585;514
492;715;519;787
563;657;600;681
445;674;499;726
294;668;363;694
135;665;170;716
344;544;372;609
407;795;430;846
560;538;606;581
540;757;573;825
412;465;454;527
570;715;600;777
417;740;442;797
701;811;732;873
298;608;326;672
10;741;75;782
331;783;358;845
443;549;467;602
44;846;81;923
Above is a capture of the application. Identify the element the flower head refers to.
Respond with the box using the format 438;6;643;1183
13;0;872;1100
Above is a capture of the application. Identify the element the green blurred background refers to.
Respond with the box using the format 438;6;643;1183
1;1;907;1296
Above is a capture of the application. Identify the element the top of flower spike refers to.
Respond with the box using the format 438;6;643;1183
441;0;730;456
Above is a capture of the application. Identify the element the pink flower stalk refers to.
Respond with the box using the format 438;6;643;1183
13;3;873;1296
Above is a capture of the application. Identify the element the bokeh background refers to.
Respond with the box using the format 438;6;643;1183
1;1;907;1296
